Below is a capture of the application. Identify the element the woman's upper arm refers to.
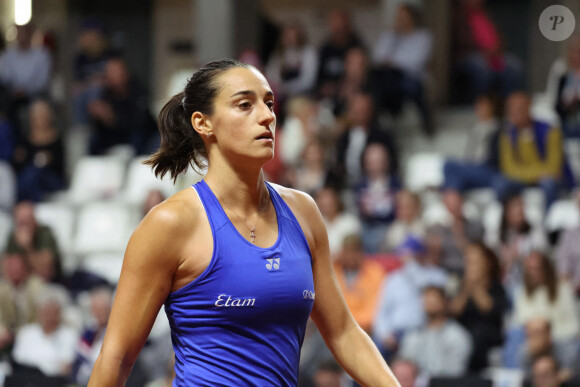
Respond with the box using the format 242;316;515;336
97;203;185;366
290;191;356;340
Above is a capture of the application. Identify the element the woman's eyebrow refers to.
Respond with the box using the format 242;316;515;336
230;90;274;98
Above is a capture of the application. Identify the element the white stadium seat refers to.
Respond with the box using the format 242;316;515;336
34;203;76;254
74;202;138;255
82;252;125;284
67;156;126;204
405;153;444;192
121;156;177;205
545;199;579;232
0;161;16;212
0;210;13;252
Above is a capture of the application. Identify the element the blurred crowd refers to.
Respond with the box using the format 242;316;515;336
0;0;579;386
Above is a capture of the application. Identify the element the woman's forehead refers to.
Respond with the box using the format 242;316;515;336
217;67;272;97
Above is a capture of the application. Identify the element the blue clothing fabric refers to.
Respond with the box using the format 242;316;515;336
165;180;315;387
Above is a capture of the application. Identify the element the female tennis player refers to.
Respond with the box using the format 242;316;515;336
88;59;400;386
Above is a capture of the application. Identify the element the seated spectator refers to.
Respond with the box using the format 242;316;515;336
499;92;572;209
316;10;364;100
142;189;165;217
88;58;158;155
333;234;386;332
449;242;507;372
513;252;579;341
529;355;563;387
314;186;361;260
0;23;52;133
554;190;580;295
12;285;78;378
372;3;434;135
11;99;65;202
555;34;580;139
391;358;421;387
72;286;113;385
5;201;62;283
399;286;472;378
0;110;15;161
426;189;484;274
519;319;578;384
381;190;425;253
290;140;328;196
333;92;398;188
373;236;448;360
355;142;400;252
312;360;344;387
72;18;119;125
452;0;522;102
0;251;46;351
265;20;318;103
442;94;509;197
491;194;547;294
279;96;321;167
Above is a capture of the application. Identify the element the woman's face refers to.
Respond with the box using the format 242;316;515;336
396;192;419;222
204;67;276;164
282;25;300;48
465;245;488;280
525;253;545;287
316;188;339;219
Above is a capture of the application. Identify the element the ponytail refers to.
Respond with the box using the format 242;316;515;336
143;92;207;182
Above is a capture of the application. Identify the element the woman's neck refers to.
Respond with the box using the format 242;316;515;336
204;158;269;215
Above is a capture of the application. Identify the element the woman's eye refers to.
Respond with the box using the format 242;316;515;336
266;101;275;109
238;102;252;109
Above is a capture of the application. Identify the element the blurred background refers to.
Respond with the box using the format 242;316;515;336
0;0;579;386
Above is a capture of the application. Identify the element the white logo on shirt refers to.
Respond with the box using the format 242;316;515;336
303;290;315;300
214;294;256;307
266;258;280;270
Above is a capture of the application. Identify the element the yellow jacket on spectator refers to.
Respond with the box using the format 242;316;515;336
499;122;563;184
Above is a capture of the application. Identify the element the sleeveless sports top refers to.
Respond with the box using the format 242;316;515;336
164;180;315;386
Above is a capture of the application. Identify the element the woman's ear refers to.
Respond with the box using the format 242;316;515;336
191;111;212;137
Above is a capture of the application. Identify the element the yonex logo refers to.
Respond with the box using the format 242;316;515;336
303;290;315;300
266;258;280;270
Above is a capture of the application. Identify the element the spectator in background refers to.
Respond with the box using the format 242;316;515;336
452;0;522;101
0;110;15;162
499;92;571;209
373;236;448;361
142;189;166;217
442;94;508;198
372;3;434;136
290;140;328;196
11;285;77;379
72;286;113;385
88;58;158;155
399;286;472;378
492;194;547;295
12;99;65;202
333;234;385;332
265;20;318;104
0;23;52;133
0;252;45;352
314;186;361;260
513;252;579;342
530;356;563;387
334;92;398;188
381;190;425;253
5;201;62;283
427;189;484;275
312;360;344;387
449;242;507;372
316;10;364;100
332;46;378;117
519;319;578;384
391;359;421;387
72;18;118;125
280;96;320;167
555;34;580;140
554;190;580;295
355;142;399;253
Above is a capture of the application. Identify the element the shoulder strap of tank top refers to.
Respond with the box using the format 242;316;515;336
265;182;295;222
192;180;229;231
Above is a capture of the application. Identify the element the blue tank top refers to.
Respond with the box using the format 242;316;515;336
164;180;315;386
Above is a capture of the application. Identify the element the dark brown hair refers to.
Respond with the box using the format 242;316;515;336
524;252;558;303
470;242;502;283
144;59;252;181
